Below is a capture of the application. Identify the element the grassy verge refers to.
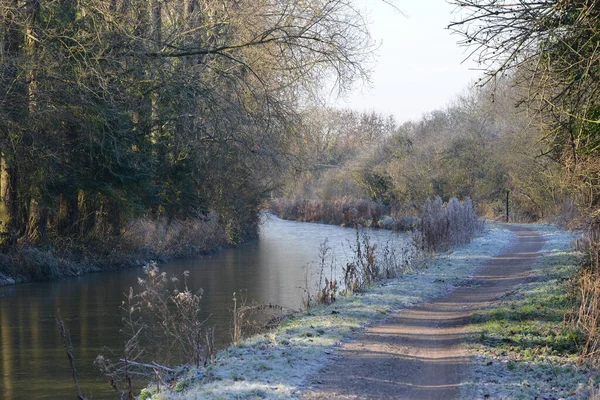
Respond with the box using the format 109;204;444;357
142;224;513;400
462;225;597;400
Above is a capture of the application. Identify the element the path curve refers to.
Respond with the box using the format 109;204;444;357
302;225;544;400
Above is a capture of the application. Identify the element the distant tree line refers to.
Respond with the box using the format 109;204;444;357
276;85;566;223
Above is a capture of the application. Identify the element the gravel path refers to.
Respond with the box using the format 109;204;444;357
302;225;544;400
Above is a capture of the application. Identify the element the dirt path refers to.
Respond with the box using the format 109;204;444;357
302;225;544;400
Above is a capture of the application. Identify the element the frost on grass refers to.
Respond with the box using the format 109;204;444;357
462;225;599;400
150;224;512;400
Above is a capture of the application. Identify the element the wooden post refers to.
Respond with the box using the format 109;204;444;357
506;191;510;223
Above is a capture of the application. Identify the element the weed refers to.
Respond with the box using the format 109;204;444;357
95;265;214;398
343;229;378;293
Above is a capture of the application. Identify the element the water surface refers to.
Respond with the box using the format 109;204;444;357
0;216;408;399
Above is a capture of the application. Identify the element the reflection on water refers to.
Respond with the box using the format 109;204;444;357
0;215;408;399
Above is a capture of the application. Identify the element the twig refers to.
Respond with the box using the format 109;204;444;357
118;359;177;373
58;317;87;400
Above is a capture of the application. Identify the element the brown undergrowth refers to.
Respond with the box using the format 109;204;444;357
570;236;600;366
270;197;417;230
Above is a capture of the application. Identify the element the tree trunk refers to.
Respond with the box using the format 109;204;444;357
57;194;79;236
26;198;48;243
97;196;121;237
77;190;97;237
0;156;19;246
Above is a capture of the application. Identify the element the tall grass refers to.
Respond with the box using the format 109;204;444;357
303;230;416;307
415;196;484;253
570;235;600;366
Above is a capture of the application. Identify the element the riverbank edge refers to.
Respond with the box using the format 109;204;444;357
0;232;238;288
268;212;415;232
142;222;527;400
268;198;418;231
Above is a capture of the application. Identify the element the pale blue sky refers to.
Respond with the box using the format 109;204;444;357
334;0;482;123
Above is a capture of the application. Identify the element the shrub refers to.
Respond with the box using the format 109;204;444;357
415;196;484;253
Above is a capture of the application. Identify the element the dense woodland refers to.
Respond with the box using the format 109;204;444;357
0;0;376;280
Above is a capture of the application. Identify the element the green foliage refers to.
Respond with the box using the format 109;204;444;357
174;380;189;393
139;388;153;400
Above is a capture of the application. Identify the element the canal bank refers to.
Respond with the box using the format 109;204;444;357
153;224;590;400
142;223;517;399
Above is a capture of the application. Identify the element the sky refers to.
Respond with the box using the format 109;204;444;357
332;0;484;124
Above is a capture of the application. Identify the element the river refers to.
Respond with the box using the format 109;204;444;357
0;215;409;400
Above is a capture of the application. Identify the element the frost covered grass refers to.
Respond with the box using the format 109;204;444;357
461;225;599;400
143;223;513;400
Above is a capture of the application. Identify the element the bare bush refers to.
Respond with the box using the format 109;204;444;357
379;237;415;279
315;240;339;305
135;263;212;367
301;240;340;309
415;196;484;253
343;230;378;293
